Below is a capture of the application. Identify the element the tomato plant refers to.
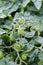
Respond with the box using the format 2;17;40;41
0;0;43;65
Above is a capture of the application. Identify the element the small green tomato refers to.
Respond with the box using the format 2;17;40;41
18;19;24;25
13;44;22;50
15;24;19;29
35;25;40;31
21;54;27;60
1;34;9;42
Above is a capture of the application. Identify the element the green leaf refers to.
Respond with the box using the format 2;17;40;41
32;0;42;10
22;0;30;7
24;31;35;38
2;20;12;30
28;49;38;62
39;50;43;61
0;28;6;35
0;58;17;65
0;13;6;18
35;36;43;44
19;38;28;46
27;43;34;51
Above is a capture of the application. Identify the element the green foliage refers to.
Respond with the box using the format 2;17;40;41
0;0;43;65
